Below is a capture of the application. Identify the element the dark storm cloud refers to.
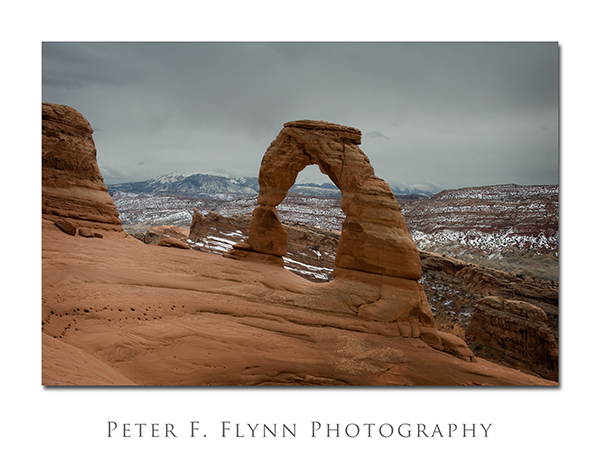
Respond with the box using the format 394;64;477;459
42;42;144;88
42;42;559;189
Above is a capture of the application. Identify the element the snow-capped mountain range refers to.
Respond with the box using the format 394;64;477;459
106;171;437;197
107;172;260;196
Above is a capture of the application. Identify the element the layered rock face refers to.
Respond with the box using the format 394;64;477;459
420;251;558;331
402;184;559;257
466;296;559;381
189;209;247;240
225;120;469;358
42;102;123;235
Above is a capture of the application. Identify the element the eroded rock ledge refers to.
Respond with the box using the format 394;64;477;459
466;296;559;380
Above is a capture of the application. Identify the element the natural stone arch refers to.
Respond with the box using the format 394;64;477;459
228;120;421;280
225;120;475;359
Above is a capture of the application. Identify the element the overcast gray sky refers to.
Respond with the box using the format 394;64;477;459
42;42;559;191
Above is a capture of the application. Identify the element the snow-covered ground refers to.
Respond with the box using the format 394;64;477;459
411;228;559;257
112;183;559;266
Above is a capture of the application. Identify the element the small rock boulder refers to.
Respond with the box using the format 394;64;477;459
54;218;77;236
143;225;190;245
78;227;95;238
157;237;191;249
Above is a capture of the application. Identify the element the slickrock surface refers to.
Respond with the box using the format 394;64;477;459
41;106;556;386
170;208;560;381
42;219;554;386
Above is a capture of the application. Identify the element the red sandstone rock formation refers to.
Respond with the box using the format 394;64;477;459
143;225;190;245
224;120;472;358
180;207;559;378
188;210;338;279
466;296;559;381
42;102;123;236
228;120;420;279
189;209;246;239
419;250;558;340
157;237;191;249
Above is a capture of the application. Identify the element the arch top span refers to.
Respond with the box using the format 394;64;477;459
283;119;362;144
227;119;422;281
